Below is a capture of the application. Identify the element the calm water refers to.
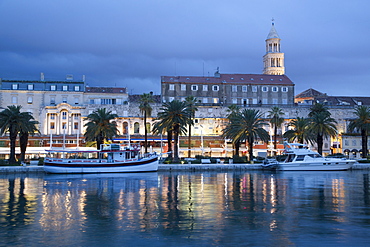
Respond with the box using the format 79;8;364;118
1;170;370;247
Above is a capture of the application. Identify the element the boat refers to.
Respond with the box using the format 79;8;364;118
43;144;159;174
276;142;356;171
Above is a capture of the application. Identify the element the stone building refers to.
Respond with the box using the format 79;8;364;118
161;23;294;106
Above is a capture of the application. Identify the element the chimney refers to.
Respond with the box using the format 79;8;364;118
40;72;45;81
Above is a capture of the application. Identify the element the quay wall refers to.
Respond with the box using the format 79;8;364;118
1;163;370;174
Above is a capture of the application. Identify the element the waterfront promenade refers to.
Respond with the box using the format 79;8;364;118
1;163;370;173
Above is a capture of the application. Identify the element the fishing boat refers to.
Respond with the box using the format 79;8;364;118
44;144;158;174
276;142;356;171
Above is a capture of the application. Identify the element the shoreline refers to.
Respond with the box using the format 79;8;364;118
1;163;370;174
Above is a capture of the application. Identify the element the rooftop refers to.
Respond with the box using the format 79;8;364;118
161;74;294;85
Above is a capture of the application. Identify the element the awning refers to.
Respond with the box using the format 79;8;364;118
351;149;358;152
343;149;350;153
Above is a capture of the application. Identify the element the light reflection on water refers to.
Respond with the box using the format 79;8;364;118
1;171;370;246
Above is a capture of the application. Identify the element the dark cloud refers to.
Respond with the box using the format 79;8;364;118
0;0;369;95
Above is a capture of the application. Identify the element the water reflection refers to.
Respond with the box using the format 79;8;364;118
1;171;370;246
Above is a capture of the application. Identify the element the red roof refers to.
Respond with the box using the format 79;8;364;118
161;74;294;85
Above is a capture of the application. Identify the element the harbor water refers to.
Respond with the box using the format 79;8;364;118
1;170;370;246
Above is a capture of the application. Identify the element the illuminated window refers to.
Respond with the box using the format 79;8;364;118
74;86;80;91
50;85;56;91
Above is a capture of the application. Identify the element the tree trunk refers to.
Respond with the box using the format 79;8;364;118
173;124;180;163
167;130;173;159
361;129;368;158
273;126;278;155
234;141;240;156
188;123;191;158
9;131;17;164
20;132;29;162
248;137;254;162
317;134;323;155
144;111;148;154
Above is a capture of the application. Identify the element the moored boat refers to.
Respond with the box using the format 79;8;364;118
44;144;158;174
277;142;356;171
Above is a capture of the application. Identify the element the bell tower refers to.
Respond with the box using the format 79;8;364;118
263;20;285;75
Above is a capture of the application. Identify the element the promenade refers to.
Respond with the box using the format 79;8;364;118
1;163;370;174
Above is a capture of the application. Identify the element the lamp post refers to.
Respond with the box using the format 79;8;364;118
200;124;204;156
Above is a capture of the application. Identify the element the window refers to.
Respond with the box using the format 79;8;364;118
63;85;68;91
232;98;237;104
27;97;33;104
62;122;66;129
62;97;67;103
62;112;67;120
169;84;175;90
50;97;55;104
50;85;56;91
262;86;268;92
12;96;17;104
74;122;79;130
232;85;237;92
181;84;186;91
263;99;268;104
169;97;174;102
252;98;257;104
50;113;55;120
203;98;208;103
252;86;257;92
50;122;55;129
272;87;278;92
74;97;79;104
212;85;219;91
273;98;278;104
12;84;18;90
203;85;208;91
89;99;95;104
282;99;288;104
134;122;140;134
73;114;79;120
242;99;248;106
191;85;198;91
282;87;288;92
213;98;219;103
28;84;34;90
74;86;80;91
242;86;247;92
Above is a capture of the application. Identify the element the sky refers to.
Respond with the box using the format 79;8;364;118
0;0;369;96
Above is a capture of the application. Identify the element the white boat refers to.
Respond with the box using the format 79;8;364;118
44;144;158;174
277;142;356;171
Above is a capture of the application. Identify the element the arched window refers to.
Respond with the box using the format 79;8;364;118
134;122;140;134
122;122;128;135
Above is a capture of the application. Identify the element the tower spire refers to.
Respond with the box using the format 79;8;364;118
263;20;285;75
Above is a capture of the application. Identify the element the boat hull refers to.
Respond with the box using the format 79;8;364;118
44;156;159;174
277;160;356;171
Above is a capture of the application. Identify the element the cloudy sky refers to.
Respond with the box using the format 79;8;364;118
0;0;369;96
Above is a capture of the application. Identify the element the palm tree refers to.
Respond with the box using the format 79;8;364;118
223;109;269;162
348;105;370;158
308;103;330;117
84;108;119;149
309;111;337;155
19;117;40;162
225;104;241;156
0;105;36;164
152;120;173;159
283;117;312;144
267;106;284;154
185;96;198;158
139;93;154;154
156;100;190;163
